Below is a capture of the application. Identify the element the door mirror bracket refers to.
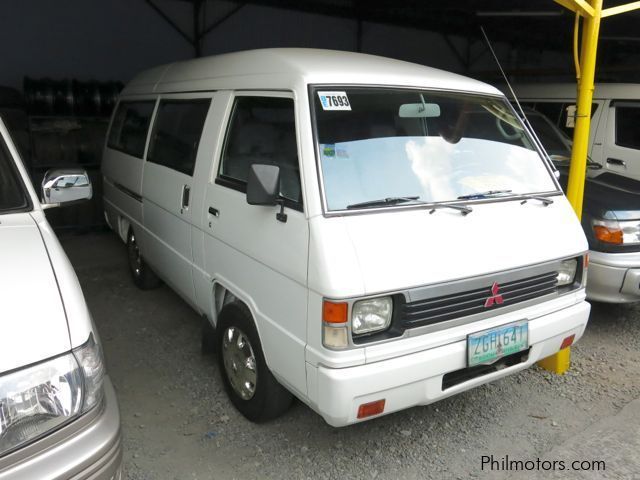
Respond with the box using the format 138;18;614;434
276;199;288;223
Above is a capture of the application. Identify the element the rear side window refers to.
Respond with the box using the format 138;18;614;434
147;99;211;176
615;103;640;150
218;96;301;204
107;101;155;158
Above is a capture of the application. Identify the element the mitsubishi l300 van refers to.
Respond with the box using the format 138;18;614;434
0;118;122;478
102;48;590;427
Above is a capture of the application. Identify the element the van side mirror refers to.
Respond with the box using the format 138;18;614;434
247;164;280;206
41;168;92;207
246;164;288;223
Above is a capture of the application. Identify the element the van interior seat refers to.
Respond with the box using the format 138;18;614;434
225;122;279;182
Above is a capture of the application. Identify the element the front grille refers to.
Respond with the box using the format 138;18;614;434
401;271;558;329
442;349;530;390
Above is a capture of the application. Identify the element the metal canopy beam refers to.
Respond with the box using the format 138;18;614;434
145;0;194;47
201;4;245;36
145;0;245;57
228;0;639;53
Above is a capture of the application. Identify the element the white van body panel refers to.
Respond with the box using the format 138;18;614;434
123;48;501;98
102;49;590;426
313;300;589;426
336;200;585;296
601;101;640;180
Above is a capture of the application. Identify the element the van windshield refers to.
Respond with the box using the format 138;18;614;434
313;88;558;211
0;134;29;213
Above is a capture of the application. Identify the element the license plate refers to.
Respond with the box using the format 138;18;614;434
467;320;529;367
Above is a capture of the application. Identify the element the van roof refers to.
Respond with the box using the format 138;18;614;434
121;48;501;97
509;83;640;101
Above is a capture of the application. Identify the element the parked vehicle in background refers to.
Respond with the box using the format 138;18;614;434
102;48;590;427
513;83;640;182
522;107;640;303
0;117;122;478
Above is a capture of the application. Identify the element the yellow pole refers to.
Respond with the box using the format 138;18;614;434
538;0;602;375
565;0;603;220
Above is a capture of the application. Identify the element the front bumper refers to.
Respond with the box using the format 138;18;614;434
587;250;640;303
309;301;590;427
0;376;122;480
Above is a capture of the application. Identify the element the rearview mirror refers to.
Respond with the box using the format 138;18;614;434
41;168;92;207
399;102;441;118
247;164;280;206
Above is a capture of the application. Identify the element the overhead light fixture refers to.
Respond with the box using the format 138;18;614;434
476;11;564;17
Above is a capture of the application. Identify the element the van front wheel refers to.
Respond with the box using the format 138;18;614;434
217;303;292;422
127;229;161;290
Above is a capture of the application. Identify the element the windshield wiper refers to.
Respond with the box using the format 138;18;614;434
519;194;554;206
457;190;513;200
429;204;473;216
346;196;420;209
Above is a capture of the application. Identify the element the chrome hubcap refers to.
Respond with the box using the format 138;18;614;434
222;327;257;400
128;233;142;277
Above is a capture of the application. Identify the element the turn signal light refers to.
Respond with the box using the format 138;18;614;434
322;301;348;324
594;225;623;244
357;399;386;419
560;334;575;350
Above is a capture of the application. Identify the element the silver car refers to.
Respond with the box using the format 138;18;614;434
0;117;122;479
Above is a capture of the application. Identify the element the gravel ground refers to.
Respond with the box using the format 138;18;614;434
61;231;640;480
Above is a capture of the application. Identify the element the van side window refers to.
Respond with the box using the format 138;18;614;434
147;99;211;176
615;103;640;150
107;101;155;158
218;97;302;205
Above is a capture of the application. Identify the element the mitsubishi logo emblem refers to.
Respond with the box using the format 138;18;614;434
484;282;504;308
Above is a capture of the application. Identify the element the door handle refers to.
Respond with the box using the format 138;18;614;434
181;185;191;209
208;206;219;217
607;158;626;167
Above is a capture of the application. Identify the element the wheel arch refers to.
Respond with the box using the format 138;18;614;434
210;281;264;346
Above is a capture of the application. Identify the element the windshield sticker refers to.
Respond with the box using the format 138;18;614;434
323;144;336;157
318;92;351;111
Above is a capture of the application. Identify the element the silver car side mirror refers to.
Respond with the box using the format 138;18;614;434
41;169;93;207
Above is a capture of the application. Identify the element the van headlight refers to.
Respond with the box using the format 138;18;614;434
0;334;104;456
593;219;640;245
352;297;393;335
556;258;578;287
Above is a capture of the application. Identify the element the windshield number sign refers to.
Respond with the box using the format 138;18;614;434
318;92;351;111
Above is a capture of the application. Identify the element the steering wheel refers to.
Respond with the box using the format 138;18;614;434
496;117;523;141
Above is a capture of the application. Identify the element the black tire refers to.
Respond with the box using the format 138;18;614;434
127;229;162;290
216;303;292;422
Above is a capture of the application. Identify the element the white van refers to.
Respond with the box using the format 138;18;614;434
102;48;590;427
0;118;122;477
513;83;640;182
